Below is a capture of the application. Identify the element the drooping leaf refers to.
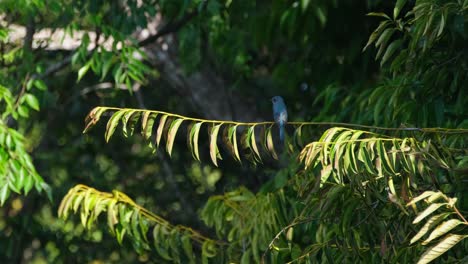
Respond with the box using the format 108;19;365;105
166;118;184;156
410;213;449;245
141;112;157;140
83;107;109;133
209;124;222;166
422;219;464;245
228;125;241;162
407;191;442;206
105;110;128;142
155;115;168;149
381;39;403;66
189;122;203;161
393;0;407;18
417;234;466;264
121;110;138;137
266;126;278;160
413;203;447;224
0;184;11;205
247;126;261;162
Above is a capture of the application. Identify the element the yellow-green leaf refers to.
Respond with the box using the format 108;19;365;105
417;234;466;264
209;124;222;166
407;191;441;206
413;203;447;224
166;118;183;156
105;110;128;142
228;125;241;162
410;213;448;245
422;219;464;245
248;126;261;162
155;115;168;148
142;112;157;140
122;110;138;137
190;122;203;161
266;126;278;160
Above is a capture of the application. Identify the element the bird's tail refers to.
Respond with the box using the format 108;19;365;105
279;124;285;142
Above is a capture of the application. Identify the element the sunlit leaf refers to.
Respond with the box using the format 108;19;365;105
248;126;261;162
266;126;278;160
155;115;168;149
24;93;40;111
209;124;222;166
189;122;203;161
413;203;447;224
105;110;128;142
407;191;442;206
422;219;464;245
142;112;157;140
417;234;466;264
410;213;449;244
227;125;241;162
166;118;184;156
0;184;10;205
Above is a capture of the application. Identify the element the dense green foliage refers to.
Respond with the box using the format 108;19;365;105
0;0;467;263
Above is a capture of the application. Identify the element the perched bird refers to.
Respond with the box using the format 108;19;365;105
271;96;288;142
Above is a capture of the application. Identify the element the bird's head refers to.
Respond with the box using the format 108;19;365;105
271;96;284;105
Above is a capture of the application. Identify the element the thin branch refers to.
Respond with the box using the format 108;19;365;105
453;206;468;224
86;106;468;134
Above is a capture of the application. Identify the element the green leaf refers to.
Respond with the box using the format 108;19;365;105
77;62;91;81
413;203;447;224
436;11;446;37
0;184;11;205
266;126;278;160
23;172;34;194
422;219;464;245
141;112;157;140
228;125;241;162
375;28;395;48
417;234;466;264
153;225;172;260
201;240;217;258
181;235;194;261
166;118;184;156
24;94;40;111
131;209;142;241
367;12;391;20
107;200;118;234
155;115;168;149
381;39;403;66
363;20;391;51
393;0;407;19
209;124;222;166
121;110;138;138
248;126;261;162
105;110;127;142
33;79;47;91
189;122;203;161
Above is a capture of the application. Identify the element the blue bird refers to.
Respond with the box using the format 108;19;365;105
271;96;288;142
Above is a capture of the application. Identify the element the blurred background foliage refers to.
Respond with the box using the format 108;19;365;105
0;0;467;263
